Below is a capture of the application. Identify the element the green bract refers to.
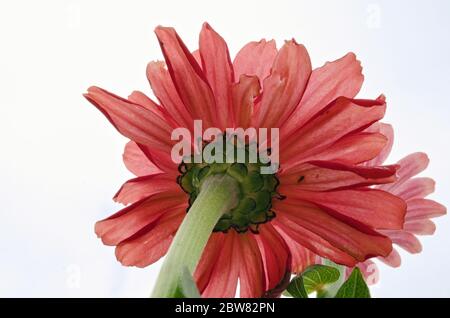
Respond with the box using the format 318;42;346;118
177;138;281;233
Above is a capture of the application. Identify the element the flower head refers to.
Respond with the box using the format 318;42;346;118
84;23;438;297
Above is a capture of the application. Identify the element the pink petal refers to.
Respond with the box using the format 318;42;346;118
378;248;402;267
351;260;379;285
393;177;435;201
146;61;194;129
364;123;394;166
84;86;173;152
275;199;393;262
281;96;386;168
232;75;261;129
123;141;161;177
280;188;406;230
155;26;217;128
113;173;181;205
379;153;429;192
254;223;290;292
201;232;239;298
115;208;184;267
95;191;186;246
253;40;311;129
236;233;265;298
404;219;436;235
282;52;364;139
381;230;422;254
233;39;277;83
279;161;398;191
405;198;447;220
199;23;234;129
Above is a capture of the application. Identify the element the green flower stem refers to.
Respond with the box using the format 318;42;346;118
151;174;239;298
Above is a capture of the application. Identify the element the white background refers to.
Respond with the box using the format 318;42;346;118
0;0;449;297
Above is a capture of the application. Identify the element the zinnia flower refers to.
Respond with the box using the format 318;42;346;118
85;23;412;297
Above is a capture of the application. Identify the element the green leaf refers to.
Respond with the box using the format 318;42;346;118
175;267;201;298
302;265;340;294
335;267;371;298
286;276;308;298
317;260;346;298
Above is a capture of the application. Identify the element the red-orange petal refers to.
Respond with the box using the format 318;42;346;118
279;161;398;190
123;141;161;177
115;208;185;267
232;75;261;129
84;86;173;152
275;199;393;262
146;61;194;129
281;188;406;230
282;52;364;139
113;173;181;205
233;39;277;83
199;23;234;130
281;96;386;168
95;191;186;246
155;26;217;128
273;218;358;267
253;40;311;129
236;233;265;298
254;223;290;292
201;232;239;298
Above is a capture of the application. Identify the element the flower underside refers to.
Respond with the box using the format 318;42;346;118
177;137;282;234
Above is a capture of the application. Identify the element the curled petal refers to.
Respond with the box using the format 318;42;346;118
354;260;379;285
364;123;394;166
233;39;277;83
232;75;261;129
253;40;311;129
